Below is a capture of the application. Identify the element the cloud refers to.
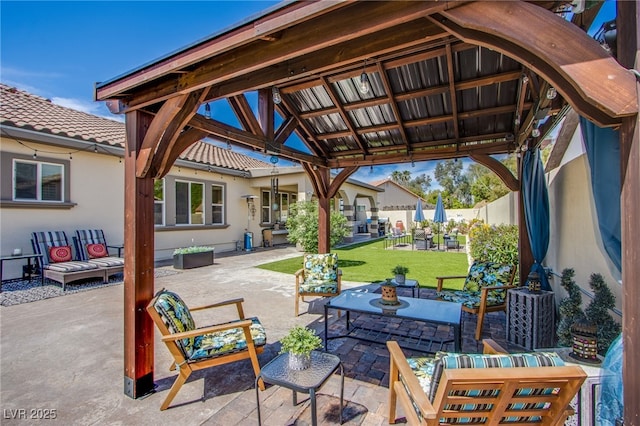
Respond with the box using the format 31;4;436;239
51;97;124;122
0;66;63;79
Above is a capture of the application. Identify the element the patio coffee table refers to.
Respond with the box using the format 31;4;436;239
324;291;462;353
255;351;344;426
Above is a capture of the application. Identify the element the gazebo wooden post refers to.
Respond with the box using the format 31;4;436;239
317;195;330;254
617;1;639;423
302;165;358;254
123;110;156;398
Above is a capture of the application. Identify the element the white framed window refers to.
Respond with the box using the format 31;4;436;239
13;159;63;202
154;179;165;226
261;190;271;223
280;193;289;221
175;180;204;225
211;184;224;225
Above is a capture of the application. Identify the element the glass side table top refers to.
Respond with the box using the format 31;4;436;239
259;351;341;391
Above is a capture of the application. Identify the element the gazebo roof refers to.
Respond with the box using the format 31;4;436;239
94;1;636;176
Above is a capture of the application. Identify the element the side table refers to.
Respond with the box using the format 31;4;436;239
506;288;555;350
385;278;420;298
0;253;44;291
255;351;344;426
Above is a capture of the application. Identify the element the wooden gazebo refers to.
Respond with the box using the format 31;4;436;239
94;1;638;421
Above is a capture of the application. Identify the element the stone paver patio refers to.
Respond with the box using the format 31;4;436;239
0;246;511;425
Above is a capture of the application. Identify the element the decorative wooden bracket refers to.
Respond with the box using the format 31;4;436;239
136;89;207;178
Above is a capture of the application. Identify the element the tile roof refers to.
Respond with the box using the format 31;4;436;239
0;84;269;172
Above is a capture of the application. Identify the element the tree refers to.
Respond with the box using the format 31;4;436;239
433;160;472;207
390;170;412;186
407;173;432;198
286;200;350;253
467;155;517;203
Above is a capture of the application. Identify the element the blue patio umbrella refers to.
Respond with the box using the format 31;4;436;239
433;194;447;250
414;198;425;223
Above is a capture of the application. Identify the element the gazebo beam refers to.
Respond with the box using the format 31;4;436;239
436;1;637;125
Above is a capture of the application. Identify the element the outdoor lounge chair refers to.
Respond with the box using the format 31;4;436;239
436;261;516;340
387;339;586;425
73;229;124;279
146;289;266;410
294;253;342;316
31;231;107;291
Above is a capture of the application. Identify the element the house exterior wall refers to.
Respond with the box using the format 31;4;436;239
0;137;381;278
0;137;125;279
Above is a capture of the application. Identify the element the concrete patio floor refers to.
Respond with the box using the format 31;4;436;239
0;245;509;425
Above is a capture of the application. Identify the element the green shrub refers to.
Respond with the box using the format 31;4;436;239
468;223;518;266
286;200;350;253
584;273;621;355
173;246;214;255
556;268;586;347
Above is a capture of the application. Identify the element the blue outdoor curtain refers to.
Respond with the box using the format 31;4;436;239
579;117;622;276
522;148;551;291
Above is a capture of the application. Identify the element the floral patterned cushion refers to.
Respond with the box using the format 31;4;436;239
436;291;506;309
152;290;267;361
299;253;339;294
153;291;196;357
437;261;514;308
189;317;266;362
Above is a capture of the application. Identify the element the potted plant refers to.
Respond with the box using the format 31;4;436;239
279;325;322;370
173;246;215;269
392;265;409;285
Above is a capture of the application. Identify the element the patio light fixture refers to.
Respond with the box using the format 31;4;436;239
204;103;211;119
359;59;370;95
546;87;557;100
272;87;282;105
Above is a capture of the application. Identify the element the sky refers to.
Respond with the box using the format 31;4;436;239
0;0;616;186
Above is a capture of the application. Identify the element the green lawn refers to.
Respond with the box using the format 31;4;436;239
257;239;469;290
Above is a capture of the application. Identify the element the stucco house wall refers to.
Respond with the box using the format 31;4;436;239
0;138;125;279
0;85;382;280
